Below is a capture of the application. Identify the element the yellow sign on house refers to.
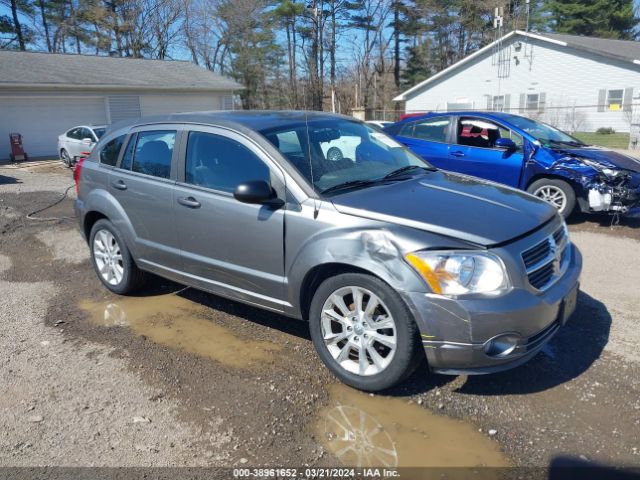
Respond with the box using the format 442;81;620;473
609;103;621;111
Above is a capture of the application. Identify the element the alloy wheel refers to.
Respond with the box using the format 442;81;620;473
61;150;70;167
533;185;567;212
93;229;124;286
321;286;397;376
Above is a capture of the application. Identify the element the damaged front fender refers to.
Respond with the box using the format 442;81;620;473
524;152;640;215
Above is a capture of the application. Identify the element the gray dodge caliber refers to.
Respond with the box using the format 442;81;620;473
75;111;582;391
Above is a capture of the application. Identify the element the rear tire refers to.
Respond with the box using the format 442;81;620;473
89;219;146;295
527;178;576;218
309;273;423;392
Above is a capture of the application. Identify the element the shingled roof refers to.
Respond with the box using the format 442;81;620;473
395;30;640;101
0;50;242;91
542;32;640;65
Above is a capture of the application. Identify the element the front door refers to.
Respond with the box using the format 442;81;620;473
173;127;286;310
447;117;524;186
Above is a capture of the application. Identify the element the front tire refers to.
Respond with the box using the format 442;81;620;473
527;178;576;218
89;219;146;295
309;273;423;392
60;149;71;167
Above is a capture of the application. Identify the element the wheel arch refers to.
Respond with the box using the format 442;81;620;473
298;263;376;322
83;211;109;242
525;173;579;191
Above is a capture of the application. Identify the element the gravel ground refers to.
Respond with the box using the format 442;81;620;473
1;161;639;471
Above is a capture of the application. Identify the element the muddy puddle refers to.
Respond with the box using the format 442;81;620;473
79;293;282;369
316;385;508;470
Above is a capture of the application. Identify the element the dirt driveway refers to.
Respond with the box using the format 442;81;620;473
1;162;639;471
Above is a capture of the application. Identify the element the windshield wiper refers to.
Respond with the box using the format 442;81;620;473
321;179;378;195
381;165;433;180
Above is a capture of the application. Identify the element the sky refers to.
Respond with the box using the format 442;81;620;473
2;1;640;60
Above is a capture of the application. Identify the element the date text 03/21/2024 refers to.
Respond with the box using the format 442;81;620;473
233;468;400;478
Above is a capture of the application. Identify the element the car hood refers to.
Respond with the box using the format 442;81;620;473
552;146;640;172
331;171;557;246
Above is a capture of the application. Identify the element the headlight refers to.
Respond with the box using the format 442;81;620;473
405;251;509;296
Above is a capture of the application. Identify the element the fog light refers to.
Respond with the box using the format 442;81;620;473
484;334;521;358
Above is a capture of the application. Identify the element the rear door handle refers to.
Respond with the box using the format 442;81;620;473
450;150;465;157
177;196;201;209
111;180;127;190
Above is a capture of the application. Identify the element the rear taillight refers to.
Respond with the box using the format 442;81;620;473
74;156;87;195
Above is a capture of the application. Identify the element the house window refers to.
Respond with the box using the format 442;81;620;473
607;89;624;110
492;96;505;112
526;94;539;111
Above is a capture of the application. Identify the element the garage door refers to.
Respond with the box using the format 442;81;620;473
140;94;221;116
0;96;107;159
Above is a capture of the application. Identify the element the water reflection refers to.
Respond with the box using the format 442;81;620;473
317;385;508;468
79;294;282;369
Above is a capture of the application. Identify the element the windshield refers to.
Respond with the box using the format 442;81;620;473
259;119;432;195
506;115;585;147
93;128;107;139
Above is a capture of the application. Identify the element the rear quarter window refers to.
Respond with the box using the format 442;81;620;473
99;135;125;166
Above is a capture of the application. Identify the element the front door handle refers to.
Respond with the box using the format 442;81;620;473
177;196;201;209
112;180;127;190
450;150;465;157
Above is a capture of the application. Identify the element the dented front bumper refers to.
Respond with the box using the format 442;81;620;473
401;242;582;375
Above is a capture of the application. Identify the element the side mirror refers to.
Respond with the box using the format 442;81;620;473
495;137;517;151
82;138;94;146
234;180;279;205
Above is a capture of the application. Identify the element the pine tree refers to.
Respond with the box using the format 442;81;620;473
548;0;639;39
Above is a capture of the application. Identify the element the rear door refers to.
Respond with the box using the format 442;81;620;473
106;125;182;270
447;116;524;186
173;127;287;310
394;116;453;169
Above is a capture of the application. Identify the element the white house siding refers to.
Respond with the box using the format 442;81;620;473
404;36;640;133
0;94;107;158
139;94;223;116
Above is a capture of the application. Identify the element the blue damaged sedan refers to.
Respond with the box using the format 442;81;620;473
385;112;640;218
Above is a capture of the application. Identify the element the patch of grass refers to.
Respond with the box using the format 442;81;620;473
572;132;630;149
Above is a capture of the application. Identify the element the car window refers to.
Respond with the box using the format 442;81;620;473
497;126;523;149
120;133;137;171
67;128;81;140
267;131;303;156
319;134;362;161
260;119;431;194
131;130;176;179
409;117;450;142
99;135;126;167
185;131;270;193
93;128;106;139
456;117;520;150
80;128;93;141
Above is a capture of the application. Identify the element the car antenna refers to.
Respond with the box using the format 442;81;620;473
305;110;320;219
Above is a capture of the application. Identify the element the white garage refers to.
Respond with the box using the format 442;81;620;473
0;51;242;160
1;96;108;158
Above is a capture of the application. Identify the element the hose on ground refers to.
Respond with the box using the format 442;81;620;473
26;184;76;221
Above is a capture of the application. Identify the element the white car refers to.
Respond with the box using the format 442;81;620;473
58;125;107;167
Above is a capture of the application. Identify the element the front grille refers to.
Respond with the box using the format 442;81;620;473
528;262;555;289
522;238;551;269
521;224;570;291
